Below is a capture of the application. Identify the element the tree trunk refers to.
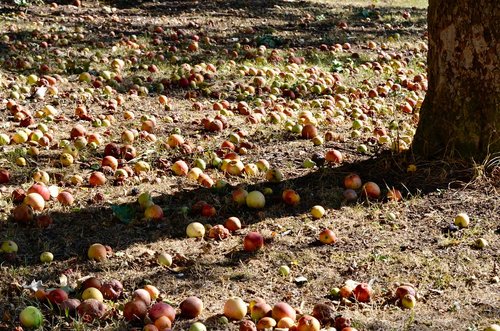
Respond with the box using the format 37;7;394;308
412;0;500;159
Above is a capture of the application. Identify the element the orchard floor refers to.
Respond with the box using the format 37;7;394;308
0;0;498;330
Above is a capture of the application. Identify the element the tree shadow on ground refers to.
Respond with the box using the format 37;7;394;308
1;151;476;269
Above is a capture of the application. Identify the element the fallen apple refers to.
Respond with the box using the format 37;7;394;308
246;191;265;209
77;299;107;322
154;315;172;329
344;173;362;190
180;296;204;318
352;283;372;302
282;189;300;206
189;322;207;331
1;240;18;253
157;252;173;267
257;316;277;330
224;297;247;320
19;306;43;328
40;251;54;263
225;216;242;231
401;294;416;309
311;205;325;219
279;265;290;277
123;299;148;322
272;302;296;322
319;228;337;244
362;182;381;199
243;231;264;252
297;315;320;331
82;287;104;302
144;204;164;220
149;301;176;322
172;160;189;176
454;212;470;228
144;285;160;300
46;288;68;305
100;280;123;301
240;320;258;331
132;288;152;306
232;188;248;206
186;222;206;238
24;192;45;211
87;243;107;261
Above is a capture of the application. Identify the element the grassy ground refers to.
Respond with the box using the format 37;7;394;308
0;0;498;330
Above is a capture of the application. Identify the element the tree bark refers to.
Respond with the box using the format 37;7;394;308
412;0;500;159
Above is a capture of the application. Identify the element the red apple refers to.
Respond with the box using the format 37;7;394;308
27;183;51;201
250;301;271;321
272;302;296;322
89;172;107;187
123;300;148;322
225;217;242;232
171;160;189;176
243;232;264;252
132;289;151;306
395;285;417;301
282;189;300;206
180;296;203;318
0;169;10;184
362;182;381;199
57;191;74;206
297;315;320;331
46;288;68;305
343;173;362;190
149;301;176;322
319;228;337;244
12;204;34;223
352;283;372;302
325;149;343;164
24;193;45;211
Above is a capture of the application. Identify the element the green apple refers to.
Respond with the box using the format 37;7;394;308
189;322;207;331
157;252;173;267
279;265;290;276
19;306;43;328
1;240;18;253
40;252;54;263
